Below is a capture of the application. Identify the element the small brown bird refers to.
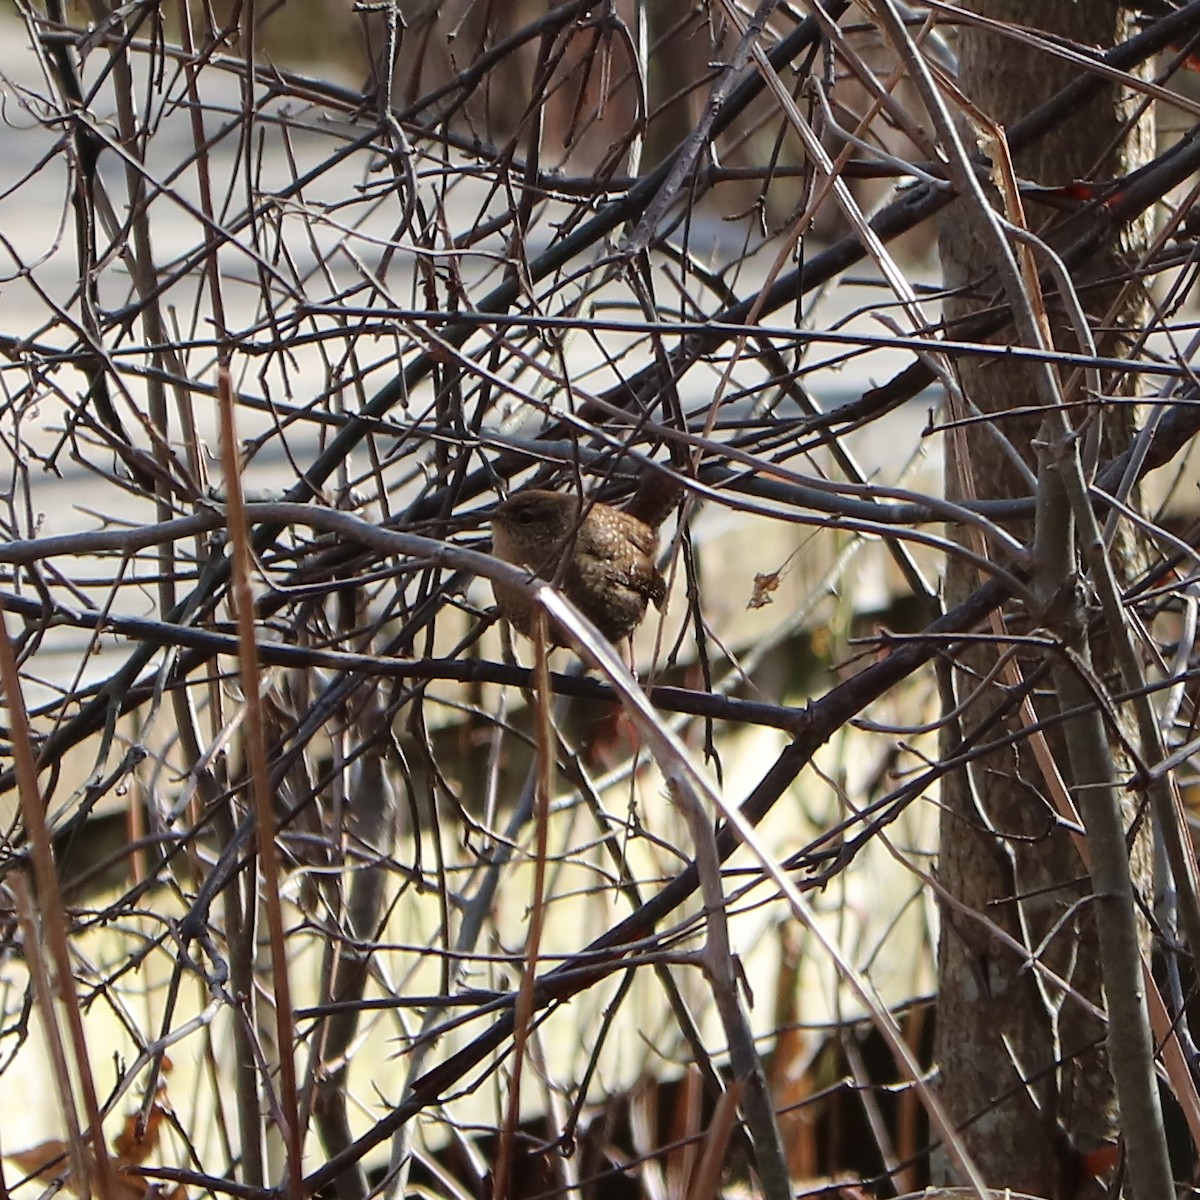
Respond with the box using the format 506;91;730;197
490;489;667;645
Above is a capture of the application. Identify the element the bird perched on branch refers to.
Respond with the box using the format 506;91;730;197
490;489;668;646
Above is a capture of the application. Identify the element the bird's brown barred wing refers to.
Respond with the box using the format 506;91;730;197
626;557;667;610
582;506;666;608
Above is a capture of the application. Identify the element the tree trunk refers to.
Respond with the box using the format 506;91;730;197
934;4;1153;1195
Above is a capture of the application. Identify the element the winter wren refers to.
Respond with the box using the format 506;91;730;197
490;490;667;644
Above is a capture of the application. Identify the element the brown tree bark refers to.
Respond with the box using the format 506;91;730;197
934;4;1153;1195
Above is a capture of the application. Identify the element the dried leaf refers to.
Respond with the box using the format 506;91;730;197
114;1104;168;1166
9;1139;71;1183
749;571;781;609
